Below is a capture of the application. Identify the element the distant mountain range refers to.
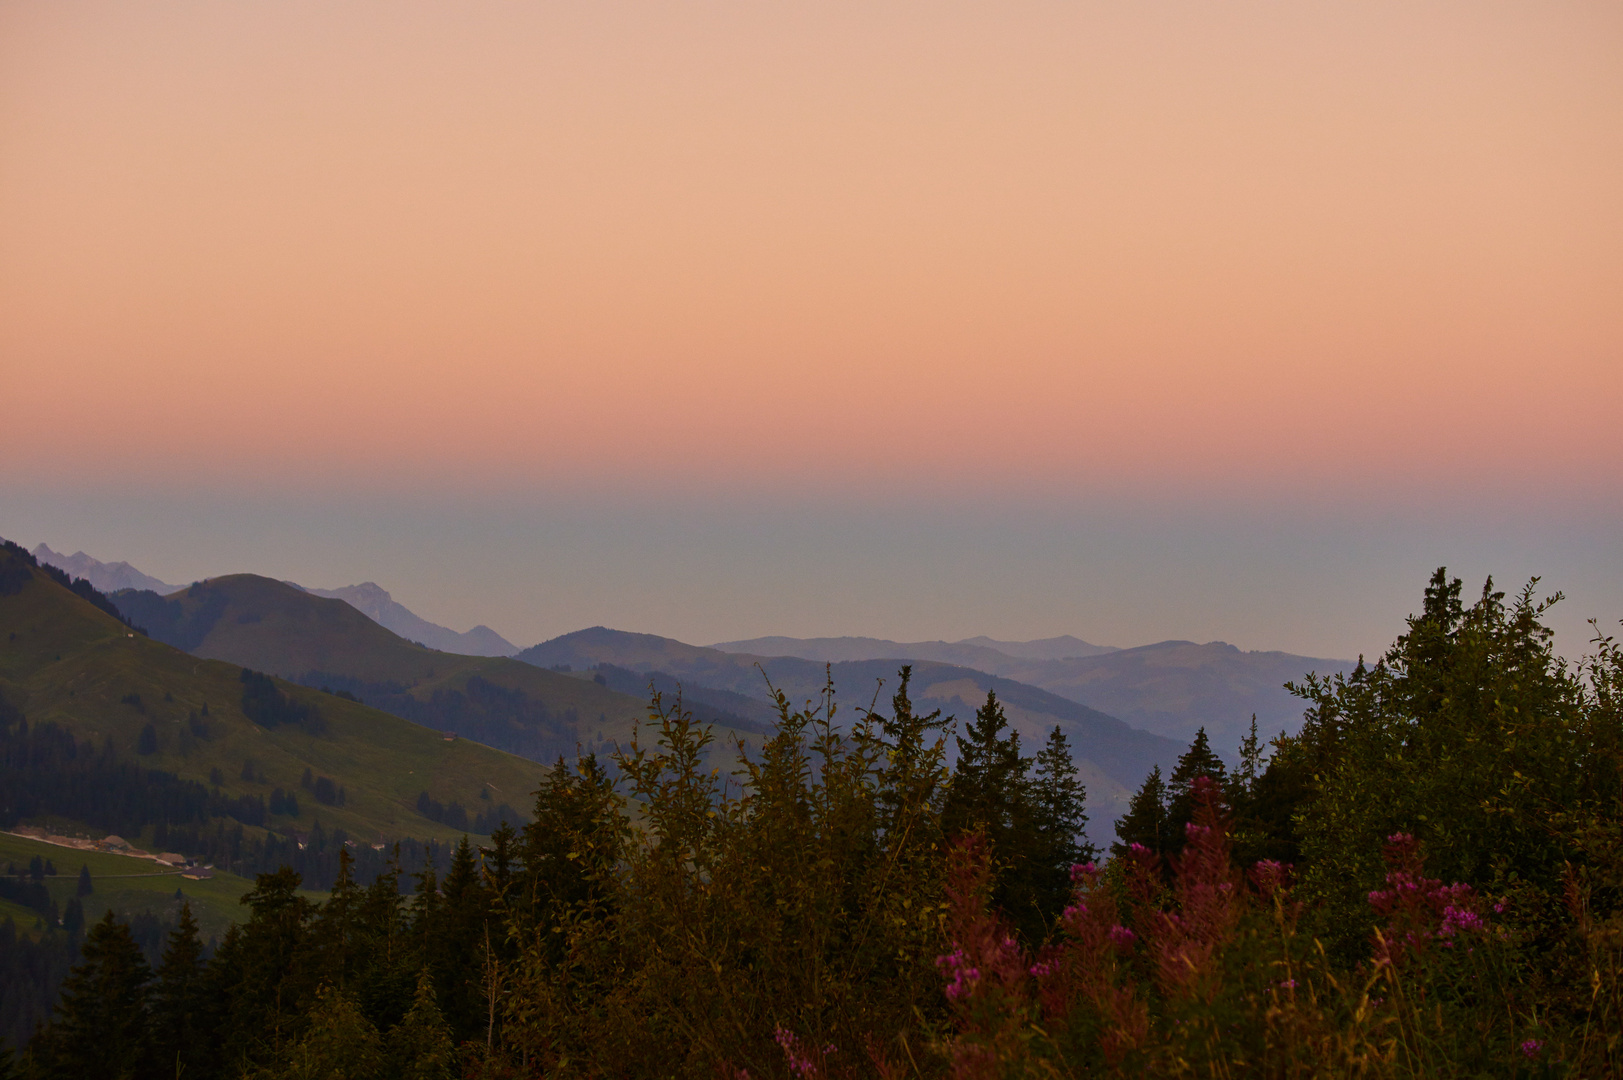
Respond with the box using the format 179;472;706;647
517;627;1184;832
108;576;766;767
33;543;185;595
297;582;517;657
709;633;1351;753
37;542;1347;828
708;634;1117;667
29;542;518;657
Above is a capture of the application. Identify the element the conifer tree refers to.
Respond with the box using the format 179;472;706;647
873;667;950;841
480;821;518;905
35;911;152;1079
943;690;1026;840
943;691;1042;937
520;751;626;958
1112;764;1167;860
1230;715;1263;804
1166;727;1227;853
389;968;456;1080
284;985;383;1080
1033;726;1091;869
212;866;317;1065
311;847;362;993
433;835;491;1040
151;902;210;1080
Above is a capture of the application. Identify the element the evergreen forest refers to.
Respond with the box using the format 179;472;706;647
3;569;1622;1078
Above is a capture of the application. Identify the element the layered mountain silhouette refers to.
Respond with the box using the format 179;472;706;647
38;544;1343;831
517;627;1184;829
708;634;1117;668
297;581;517;657
33;543;184;595
30;542;519;657
109;575;765;767
708;633;1350;751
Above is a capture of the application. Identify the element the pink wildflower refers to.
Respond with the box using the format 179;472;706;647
774;1027;818;1079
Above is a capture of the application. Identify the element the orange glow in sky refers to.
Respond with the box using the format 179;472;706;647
2;1;1619;494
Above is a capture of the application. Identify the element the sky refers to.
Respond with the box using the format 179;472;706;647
2;1;1619;660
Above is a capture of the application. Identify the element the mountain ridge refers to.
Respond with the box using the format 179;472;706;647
32;543;184;596
517;626;1184;834
710;633;1118;664
705;632;1350;751
296;581;518;657
109;578;767;768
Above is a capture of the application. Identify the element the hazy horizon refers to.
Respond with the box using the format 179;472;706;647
2;1;1617;666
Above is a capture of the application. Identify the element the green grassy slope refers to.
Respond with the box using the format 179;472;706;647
115;575;657;754
0;560;548;845
0;832;313;944
113;574;765;759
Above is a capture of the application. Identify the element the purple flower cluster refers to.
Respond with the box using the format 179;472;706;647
1440;904;1483;936
936;948;981;1001
1368;832;1499;965
772;1026;833;1079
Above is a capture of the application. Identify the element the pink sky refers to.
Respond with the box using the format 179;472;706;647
3;0;1619;496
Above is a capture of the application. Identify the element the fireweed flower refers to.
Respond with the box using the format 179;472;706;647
774;1027;818;1079
935;949;981;1001
1250;859;1292;901
1521;1039;1544;1058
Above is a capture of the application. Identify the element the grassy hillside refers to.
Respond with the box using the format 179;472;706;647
0;551;549;851
0;831;306;945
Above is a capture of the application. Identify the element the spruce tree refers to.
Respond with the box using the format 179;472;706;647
434;835;491;1041
151;902;210;1080
872;667;949;842
311;847;362;993
36;912;152;1079
943;690;1027;840
1033;726;1092;868
213;867;317;1065
389;968;456;1080
1166;727;1227;853
284;985;383;1080
1112;764;1167;860
1028;726;1094;930
1230;716;1263;804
